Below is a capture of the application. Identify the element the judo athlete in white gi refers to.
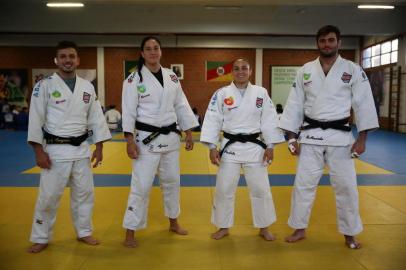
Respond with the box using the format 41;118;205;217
200;58;285;241
27;41;111;253
105;104;121;130
121;37;198;248
279;25;379;249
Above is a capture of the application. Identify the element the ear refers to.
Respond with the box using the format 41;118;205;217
54;58;58;65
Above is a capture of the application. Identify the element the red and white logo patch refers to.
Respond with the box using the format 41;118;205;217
83;92;91;103
170;74;179;83
341;72;352;83
256;97;263;108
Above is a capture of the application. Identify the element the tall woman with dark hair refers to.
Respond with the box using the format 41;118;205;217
121;36;198;247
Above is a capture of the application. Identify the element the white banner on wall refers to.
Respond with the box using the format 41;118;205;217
271;66;300;107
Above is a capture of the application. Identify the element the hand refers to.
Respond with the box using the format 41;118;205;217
184;130;194;151
34;147;52;169
262;148;274;165
351;131;367;157
127;140;139;159
209;148;220;166
288;139;300;155
91;143;103;168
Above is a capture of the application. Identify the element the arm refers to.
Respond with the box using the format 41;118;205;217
350;66;379;157
28;81;51;168
174;83;199;131
122;77;139;159
200;90;223;165
260;90;285;163
351;66;379;133
279;69;305;135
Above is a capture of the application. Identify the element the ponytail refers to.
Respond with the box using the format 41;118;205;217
137;56;145;82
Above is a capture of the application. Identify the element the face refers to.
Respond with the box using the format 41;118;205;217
317;32;341;58
232;60;252;84
141;39;162;65
55;47;80;74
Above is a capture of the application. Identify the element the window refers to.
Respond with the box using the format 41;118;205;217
362;38;398;69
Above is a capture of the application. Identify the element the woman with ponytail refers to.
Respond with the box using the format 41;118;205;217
121;36;198;248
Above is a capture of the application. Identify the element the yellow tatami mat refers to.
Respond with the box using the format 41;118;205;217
1;186;405;270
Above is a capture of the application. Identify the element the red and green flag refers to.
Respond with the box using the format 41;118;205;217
124;60;138;79
206;61;233;82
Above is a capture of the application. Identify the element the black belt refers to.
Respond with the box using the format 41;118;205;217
43;130;88;146
220;132;267;157
301;116;351;132
136;121;181;145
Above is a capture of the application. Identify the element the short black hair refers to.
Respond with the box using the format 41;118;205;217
56;41;78;54
316;25;341;41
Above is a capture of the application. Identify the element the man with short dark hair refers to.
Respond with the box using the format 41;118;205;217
279;25;379;249
27;41;111;253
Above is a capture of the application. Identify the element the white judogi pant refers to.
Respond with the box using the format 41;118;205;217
288;144;363;236
30;158;94;243
212;162;277;228
123;150;180;231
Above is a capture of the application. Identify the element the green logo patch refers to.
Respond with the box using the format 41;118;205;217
52;90;61;98
137;85;146;93
303;73;311;80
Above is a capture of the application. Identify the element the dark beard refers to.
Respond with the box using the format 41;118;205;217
319;49;338;58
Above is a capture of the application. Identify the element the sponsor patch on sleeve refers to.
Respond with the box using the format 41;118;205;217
83;92;91;103
256;97;263;108
341;72;352;83
170;74;179;83
127;72;135;83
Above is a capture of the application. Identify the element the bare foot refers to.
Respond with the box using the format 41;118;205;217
211;228;229;240
345;235;361;249
169;218;188;235
27;243;48;253
77;235;100;245
259;228;276;241
123;229;137;248
285;229;306;243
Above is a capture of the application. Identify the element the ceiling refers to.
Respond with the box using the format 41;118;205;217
0;0;405;36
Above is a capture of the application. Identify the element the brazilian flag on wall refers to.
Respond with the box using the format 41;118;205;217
206;61;233;82
124;60;138;79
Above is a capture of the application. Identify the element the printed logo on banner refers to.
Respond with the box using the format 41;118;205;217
137;84;146;93
83;92;91;104
303;73;311;80
341;72;352;83
170;74;179;83
256;97;263;108
52;90;61;98
224;96;234;106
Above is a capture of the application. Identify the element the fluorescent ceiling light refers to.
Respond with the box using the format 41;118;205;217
358;5;394;9
204;6;242;10
47;2;84;8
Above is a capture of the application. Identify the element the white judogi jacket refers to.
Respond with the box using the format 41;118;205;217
105;109;121;129
122;66;198;153
28;73;111;161
201;82;285;163
279;56;379;146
